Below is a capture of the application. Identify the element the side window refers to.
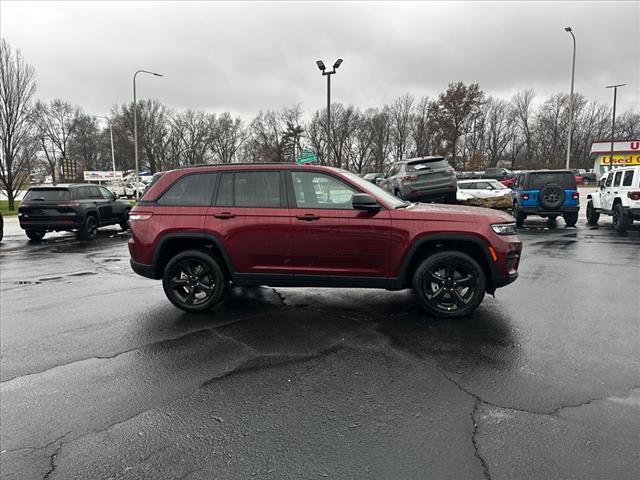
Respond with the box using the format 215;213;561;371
88;186;102;199
216;172;234;207
291;171;358;209
99;187;113;200
74;187;90;200
605;173;614;187
157;173;217;206
234;171;282;208
613;171;623;187
622;170;634;187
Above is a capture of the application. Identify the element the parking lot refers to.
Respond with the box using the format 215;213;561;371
1;211;639;480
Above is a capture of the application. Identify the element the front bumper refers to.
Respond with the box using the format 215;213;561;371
493;272;519;289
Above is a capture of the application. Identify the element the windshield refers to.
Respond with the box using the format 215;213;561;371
23;188;70;202
341;171;407;208
488;180;507;190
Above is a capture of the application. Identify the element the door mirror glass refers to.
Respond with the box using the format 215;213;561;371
352;193;381;211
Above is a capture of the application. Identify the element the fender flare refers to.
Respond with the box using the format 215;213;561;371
151;232;235;275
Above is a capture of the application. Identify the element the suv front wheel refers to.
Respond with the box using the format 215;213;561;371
162;250;227;312
412;250;486;319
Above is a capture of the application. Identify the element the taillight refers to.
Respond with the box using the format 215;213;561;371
401;175;418;182
129;213;153;221
628;191;640;201
522;193;529;201
571;192;579;200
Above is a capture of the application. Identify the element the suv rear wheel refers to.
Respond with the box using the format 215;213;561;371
563;212;578;227
613;203;631;232
162;250;227;312
412;250;486;319
78;215;98;240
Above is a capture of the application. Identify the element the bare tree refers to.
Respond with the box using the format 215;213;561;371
171;109;212;166
348;111;375;173
69;114;101;170
390;94;414;161
511;89;536;166
0;39;36;210
411;97;436;158
484;97;511;167
369;106;392;172
34;99;80;180
210;112;246;163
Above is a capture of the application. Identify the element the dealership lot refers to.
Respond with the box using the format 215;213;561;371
1;215;639;480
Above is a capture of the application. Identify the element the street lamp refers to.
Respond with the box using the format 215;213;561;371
97;116;116;182
564;27;576;170
605;83;626;170
133;69;162;199
316;58;343;165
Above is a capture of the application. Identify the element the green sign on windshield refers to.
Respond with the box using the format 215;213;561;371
296;149;317;164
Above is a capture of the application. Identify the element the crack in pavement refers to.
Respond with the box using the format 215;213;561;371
270;288;286;306
471;399;492;480
42;443;61;480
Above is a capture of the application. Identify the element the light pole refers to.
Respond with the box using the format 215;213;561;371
564;27;576;170
97;116;116;181
605;83;626;170
133;69;162;199
315;59;343;165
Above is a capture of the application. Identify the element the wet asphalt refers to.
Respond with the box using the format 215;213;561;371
0;215;639;480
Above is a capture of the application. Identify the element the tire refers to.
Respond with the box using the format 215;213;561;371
78;215;98;240
162;250;227;312
546;216;558;228
412;250;486;319
563;212;578;227
120;210;130;231
394;189;404;200
539;183;565;210
26;229;46;241
583;178;591;186
613;203;631;232
514;205;526;227
586;200;599;226
443;192;457;204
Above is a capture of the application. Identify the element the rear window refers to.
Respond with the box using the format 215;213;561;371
157;173;218;206
527;172;576;189
622;170;634;187
406;158;449;172
23;189;70;202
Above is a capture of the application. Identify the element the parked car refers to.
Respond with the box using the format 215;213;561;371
128;164;522;319
572;169;597;186
362;172;384;184
378;156;457;203
18;184;131;241
586;166;640;232
511;170;580;227
500;176;516;188
457;179;512;209
124;182;146;198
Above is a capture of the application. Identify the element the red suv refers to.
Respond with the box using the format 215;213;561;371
128;164;522;318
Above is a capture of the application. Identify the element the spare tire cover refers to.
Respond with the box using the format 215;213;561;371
539;183;564;209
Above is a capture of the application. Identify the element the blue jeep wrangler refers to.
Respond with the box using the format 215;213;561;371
512;170;579;227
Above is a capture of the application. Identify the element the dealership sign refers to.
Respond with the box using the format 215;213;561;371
598;154;640;166
83;171;123;181
590;141;640;154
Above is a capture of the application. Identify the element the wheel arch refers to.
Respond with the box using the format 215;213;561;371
398;234;496;292
152;233;234;279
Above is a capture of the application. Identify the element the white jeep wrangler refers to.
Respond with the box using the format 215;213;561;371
586;166;640;232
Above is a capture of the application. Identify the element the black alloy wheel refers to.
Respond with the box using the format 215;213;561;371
162;250;227;312
78;215;98;240
120;210;130;231
413;250;486;319
613;203;631;233
583;177;591;185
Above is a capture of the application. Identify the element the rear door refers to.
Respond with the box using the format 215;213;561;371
206;170;293;277
88;186;111;223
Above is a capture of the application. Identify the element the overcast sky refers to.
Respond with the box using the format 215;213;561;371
1;1;638;119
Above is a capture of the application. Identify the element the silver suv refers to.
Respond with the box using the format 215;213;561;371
379;156;457;203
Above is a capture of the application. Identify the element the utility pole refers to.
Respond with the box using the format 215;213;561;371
564;27;576;170
605;84;626;170
315;59;343;166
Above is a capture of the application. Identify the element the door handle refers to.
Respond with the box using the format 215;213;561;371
213;212;236;219
296;214;320;221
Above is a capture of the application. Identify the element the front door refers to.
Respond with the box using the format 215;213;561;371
287;170;392;279
206;170;293;278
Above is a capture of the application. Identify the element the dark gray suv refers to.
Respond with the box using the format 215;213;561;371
379;156;457;203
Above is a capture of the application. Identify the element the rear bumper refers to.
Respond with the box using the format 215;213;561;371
520;205;579;215
18;219;84;230
130;259;158;279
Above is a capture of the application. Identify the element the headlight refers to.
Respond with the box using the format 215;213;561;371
491;223;517;235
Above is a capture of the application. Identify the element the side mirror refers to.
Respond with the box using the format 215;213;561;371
352;193;381;211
